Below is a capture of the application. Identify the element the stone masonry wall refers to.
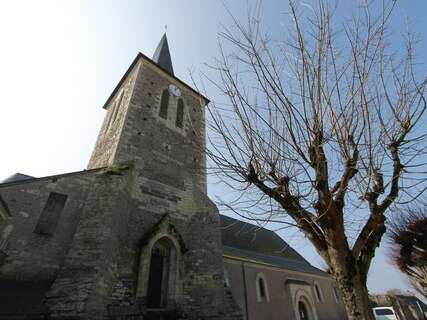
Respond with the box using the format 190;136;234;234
0;170;101;317
87;59;141;170
88;55;207;193
45;170;133;319
101;173;243;320
85;55;241;319
0;171;99;281
115;59;207;194
98;56;241;319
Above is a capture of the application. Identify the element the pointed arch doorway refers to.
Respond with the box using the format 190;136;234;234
298;300;311;320
146;236;177;309
295;294;317;320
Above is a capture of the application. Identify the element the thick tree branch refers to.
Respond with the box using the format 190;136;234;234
246;161;330;263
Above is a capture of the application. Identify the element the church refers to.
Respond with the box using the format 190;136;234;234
0;35;347;320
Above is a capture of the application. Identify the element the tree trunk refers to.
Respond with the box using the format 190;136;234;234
333;268;374;320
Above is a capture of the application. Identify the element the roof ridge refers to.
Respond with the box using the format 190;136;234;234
0;168;104;188
219;214;280;233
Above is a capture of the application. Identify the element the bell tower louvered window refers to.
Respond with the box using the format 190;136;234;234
159;89;170;119
176;99;184;128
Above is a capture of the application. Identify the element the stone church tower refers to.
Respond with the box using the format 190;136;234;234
0;35;242;320
87;34;207;194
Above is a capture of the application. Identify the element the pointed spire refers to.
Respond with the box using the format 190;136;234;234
152;33;174;76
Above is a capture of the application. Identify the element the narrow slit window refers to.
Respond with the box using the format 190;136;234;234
224;269;230;288
333;286;340;303
107;90;124;131
34;192;68;236
259;278;266;298
176;99;184;128
314;282;323;303
111;91;124;124
159;89;169;119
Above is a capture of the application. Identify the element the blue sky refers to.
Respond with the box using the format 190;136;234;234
0;0;426;297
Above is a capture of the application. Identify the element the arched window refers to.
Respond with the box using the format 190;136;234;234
294;290;317;320
255;273;269;303
159;89;169;119
313;282;323;303
176;99;184;128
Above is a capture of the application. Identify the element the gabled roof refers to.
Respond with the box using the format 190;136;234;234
102;34;209;111
152;34;174;76
102;52;209;110
220;215;309;264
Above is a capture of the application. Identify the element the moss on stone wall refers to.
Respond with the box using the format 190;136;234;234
103;163;132;176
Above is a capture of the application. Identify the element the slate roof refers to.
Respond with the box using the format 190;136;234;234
0;173;34;184
220;215;327;276
220;215;308;262
223;246;327;276
0;169;103;188
152;34;174;76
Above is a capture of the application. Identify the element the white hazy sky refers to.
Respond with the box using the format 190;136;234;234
1;0;426;298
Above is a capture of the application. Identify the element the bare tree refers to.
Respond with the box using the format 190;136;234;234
206;1;427;319
389;207;427;298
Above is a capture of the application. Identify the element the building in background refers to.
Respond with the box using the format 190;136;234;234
221;215;347;320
